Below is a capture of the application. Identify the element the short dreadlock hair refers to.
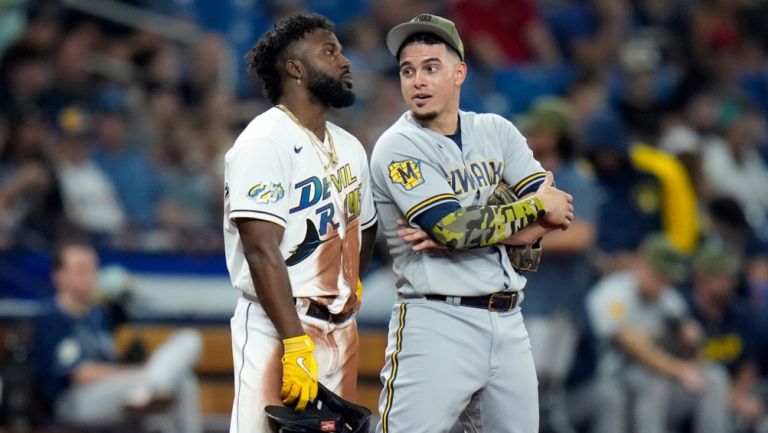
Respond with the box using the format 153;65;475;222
246;13;334;104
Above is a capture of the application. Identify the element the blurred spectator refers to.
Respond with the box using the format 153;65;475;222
140;80;184;157
52;105;125;236
690;0;745;80
0;0;26;54
586;233;731;433
630;0;690;57
706;197;767;265
686;243;767;433
90;87;160;229
616;36;666;143
658;122;704;196
749;256;768;311
15;1;62;53
756;292;768;426
338;18;393;107
0;111;64;248
585;110;699;271
37;25;100;123
33;239;202;432
180;33;234;107
568;0;630;70
701;106;768;235
518;97;599;432
141;41;183;88
194;87;237;183
155;124;218;241
518;98;597;364
0;43;50;117
565;70;608;127
450;0;561;68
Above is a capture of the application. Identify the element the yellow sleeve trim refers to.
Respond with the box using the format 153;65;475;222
513;171;547;195
404;193;459;221
630;144;699;253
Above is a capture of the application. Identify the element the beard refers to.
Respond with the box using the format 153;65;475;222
306;67;355;108
412;110;438;122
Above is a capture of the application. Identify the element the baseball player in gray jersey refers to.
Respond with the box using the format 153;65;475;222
369;14;574;433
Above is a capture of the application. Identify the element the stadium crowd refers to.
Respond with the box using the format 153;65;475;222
1;0;768;432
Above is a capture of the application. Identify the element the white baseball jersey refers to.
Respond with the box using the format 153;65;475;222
223;106;377;313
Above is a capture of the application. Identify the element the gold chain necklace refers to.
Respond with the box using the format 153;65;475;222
276;104;339;168
276;103;350;235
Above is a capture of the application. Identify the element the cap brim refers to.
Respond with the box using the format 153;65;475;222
386;21;461;60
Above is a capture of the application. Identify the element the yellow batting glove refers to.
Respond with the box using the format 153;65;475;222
281;334;318;411
356;279;363;301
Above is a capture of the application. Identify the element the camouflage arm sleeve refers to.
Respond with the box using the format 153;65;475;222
431;196;545;249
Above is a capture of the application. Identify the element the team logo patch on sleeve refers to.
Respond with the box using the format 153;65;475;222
247;182;285;203
388;160;424;190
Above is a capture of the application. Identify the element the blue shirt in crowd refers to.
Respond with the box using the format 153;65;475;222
93;148;159;228
685;292;760;376
522;162;600;327
33;300;116;403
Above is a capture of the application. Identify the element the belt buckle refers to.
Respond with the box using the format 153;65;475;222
487;293;515;312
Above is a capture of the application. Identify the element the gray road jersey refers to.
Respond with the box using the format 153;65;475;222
586;271;688;375
370;110;545;297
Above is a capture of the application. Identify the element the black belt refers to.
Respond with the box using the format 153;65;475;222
241;293;355;324
304;301;355;324
425;291;520;312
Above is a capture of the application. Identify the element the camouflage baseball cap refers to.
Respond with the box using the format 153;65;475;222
386;14;465;60
639;233;689;283
519;97;577;140
692;244;741;277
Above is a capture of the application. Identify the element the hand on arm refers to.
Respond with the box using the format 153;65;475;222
396;219;446;252
615;327;703;393
236;218;317;410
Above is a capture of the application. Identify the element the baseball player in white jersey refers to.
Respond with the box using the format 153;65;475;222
223;13;377;433
369;14;574;433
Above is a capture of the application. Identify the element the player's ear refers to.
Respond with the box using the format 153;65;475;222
285;58;304;82
454;61;467;87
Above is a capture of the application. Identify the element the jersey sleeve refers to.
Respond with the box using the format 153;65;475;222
371;133;459;226
359;148;378;230
498;116;546;197
225;138;292;228
587;283;631;339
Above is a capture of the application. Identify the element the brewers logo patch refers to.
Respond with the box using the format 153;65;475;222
631;182;660;214
247;182;285;203
607;300;626;319
388;159;424;190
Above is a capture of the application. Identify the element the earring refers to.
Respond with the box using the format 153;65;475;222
296;77;301;86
